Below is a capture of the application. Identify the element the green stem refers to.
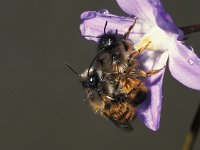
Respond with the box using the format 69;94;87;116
182;103;200;150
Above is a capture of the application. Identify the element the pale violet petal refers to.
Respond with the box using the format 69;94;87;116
116;0;158;25
116;0;182;36
139;50;168;70
169;41;200;90
80;11;151;43
138;69;165;131
137;49;168;131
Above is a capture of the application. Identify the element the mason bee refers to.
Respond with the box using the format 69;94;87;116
65;63;135;131
87;20;136;74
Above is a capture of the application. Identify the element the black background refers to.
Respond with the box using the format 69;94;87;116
0;0;200;150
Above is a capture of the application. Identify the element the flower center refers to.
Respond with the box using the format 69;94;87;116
134;26;172;52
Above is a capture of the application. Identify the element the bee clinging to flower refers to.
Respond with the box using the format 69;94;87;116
94;20;136;74
80;68;136;132
65;63;135;132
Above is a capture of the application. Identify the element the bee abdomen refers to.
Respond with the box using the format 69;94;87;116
104;102;136;124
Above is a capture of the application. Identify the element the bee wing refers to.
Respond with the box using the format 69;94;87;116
105;113;133;132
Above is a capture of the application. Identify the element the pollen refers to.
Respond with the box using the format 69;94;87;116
134;37;152;51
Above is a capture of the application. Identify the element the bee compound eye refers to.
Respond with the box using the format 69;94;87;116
107;38;112;46
86;74;99;88
89;77;93;82
112;54;119;62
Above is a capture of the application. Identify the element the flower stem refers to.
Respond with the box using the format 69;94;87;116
180;24;200;35
182;103;200;150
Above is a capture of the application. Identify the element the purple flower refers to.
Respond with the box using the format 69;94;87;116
80;0;200;131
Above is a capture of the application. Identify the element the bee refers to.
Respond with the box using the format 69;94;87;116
65;63;135;132
86;20;136;75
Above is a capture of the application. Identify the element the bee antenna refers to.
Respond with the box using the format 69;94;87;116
116;29;118;35
64;62;80;77
87;50;103;77
104;21;108;34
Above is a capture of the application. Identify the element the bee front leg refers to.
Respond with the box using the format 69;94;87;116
123;17;137;39
127;82;148;106
128;40;151;62
144;66;165;77
129;67;165;78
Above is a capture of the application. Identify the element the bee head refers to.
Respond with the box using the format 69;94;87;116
80;68;100;89
98;32;124;51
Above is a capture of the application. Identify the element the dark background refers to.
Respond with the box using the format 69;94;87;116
0;0;200;150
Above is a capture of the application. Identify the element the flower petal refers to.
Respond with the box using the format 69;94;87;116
116;0;162;25
137;49;168;131
138;49;169;71
168;41;200;90
138;68;165;131
116;0;182;36
80;11;151;43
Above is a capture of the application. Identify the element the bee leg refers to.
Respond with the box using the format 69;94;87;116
123;17;137;39
128;41;151;63
129;66;165;78
105;96;114;101
144;66;165;77
127;82;148;106
127;82;142;96
134;91;147;105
